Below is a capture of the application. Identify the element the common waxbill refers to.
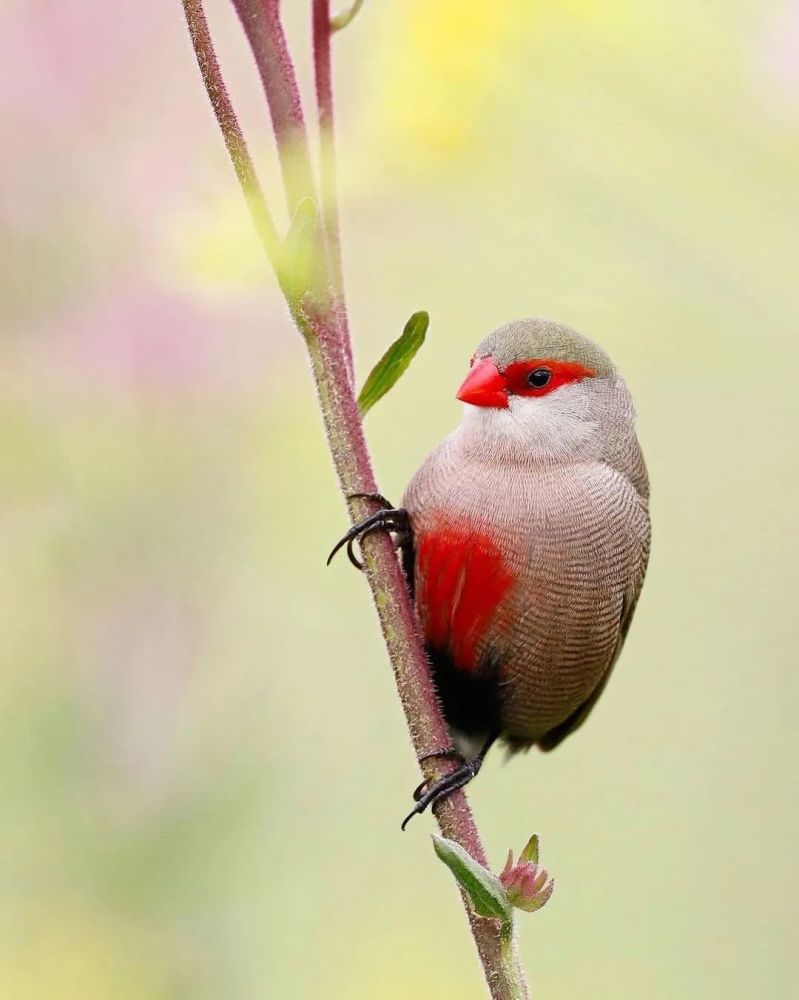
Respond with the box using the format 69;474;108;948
331;318;650;824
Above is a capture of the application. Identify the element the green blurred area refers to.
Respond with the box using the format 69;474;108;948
1;0;797;997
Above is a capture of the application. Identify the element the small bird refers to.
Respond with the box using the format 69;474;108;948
330;318;650;825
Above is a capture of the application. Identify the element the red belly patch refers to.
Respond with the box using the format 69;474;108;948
416;516;515;672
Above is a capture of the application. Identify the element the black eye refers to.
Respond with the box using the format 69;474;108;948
527;367;551;388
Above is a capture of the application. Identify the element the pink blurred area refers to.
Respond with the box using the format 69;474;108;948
761;2;799;96
3;4;798;998
0;1;289;392
30;280;288;391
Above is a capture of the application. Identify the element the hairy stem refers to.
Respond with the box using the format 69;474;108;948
180;2;531;995
181;0;281;266
311;0;342;286
230;0;316;213
301;310;526;996
500;922;531;1000
311;0;353;379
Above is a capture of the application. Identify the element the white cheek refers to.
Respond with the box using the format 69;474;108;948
458;383;599;460
508;392;598;456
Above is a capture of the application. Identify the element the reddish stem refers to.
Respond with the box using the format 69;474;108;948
181;2;530;995
182;0;280;265
311;0;353;379
303;313;516;993
230;0;317;213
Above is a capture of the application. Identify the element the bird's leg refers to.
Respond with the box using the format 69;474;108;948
327;493;411;571
401;731;500;830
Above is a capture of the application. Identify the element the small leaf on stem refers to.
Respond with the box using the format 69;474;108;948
279;197;319;300
432;835;512;923
331;0;366;33
358;311;429;415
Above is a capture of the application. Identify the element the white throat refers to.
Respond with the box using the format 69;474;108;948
452;375;633;466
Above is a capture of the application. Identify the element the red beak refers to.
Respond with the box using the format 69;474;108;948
456;356;508;409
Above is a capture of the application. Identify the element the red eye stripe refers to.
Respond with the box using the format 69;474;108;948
503;358;596;397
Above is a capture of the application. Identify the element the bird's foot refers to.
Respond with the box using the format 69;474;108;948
401;758;483;831
411;748;466;801
401;732;499;830
327;493;410;571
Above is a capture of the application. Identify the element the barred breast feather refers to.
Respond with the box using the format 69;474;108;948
403;438;650;750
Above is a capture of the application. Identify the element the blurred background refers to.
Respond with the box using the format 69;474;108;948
2;0;797;996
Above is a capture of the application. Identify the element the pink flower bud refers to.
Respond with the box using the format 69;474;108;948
499;839;554;913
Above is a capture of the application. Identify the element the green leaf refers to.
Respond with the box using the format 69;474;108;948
519;834;539;866
432;835;512;923
357;311;429;415
279;197;318;300
331;0;366;33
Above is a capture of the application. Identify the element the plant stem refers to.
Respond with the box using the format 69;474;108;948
302;312;528;997
311;0;343;292
230;0;317;214
500;922;532;1000
180;2;531;995
181;0;281;267
311;0;353;379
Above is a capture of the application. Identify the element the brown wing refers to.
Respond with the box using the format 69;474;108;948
536;546;648;752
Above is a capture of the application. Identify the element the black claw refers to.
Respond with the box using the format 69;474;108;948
327;506;409;570
344;524;385;570
418;747;464;767
345;539;363;570
326;531;353;567
400;807;419;832
412;748;465;801
401;762;479;831
401;732;499;831
347;492;392;509
326;511;382;566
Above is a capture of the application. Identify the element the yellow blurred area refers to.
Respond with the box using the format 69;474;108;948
362;0;626;170
1;0;797;997
167;190;266;293
0;905;161;1000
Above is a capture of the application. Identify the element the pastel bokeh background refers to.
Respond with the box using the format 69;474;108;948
2;1;797;997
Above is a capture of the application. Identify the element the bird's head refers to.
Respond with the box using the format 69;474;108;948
455;318;635;463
